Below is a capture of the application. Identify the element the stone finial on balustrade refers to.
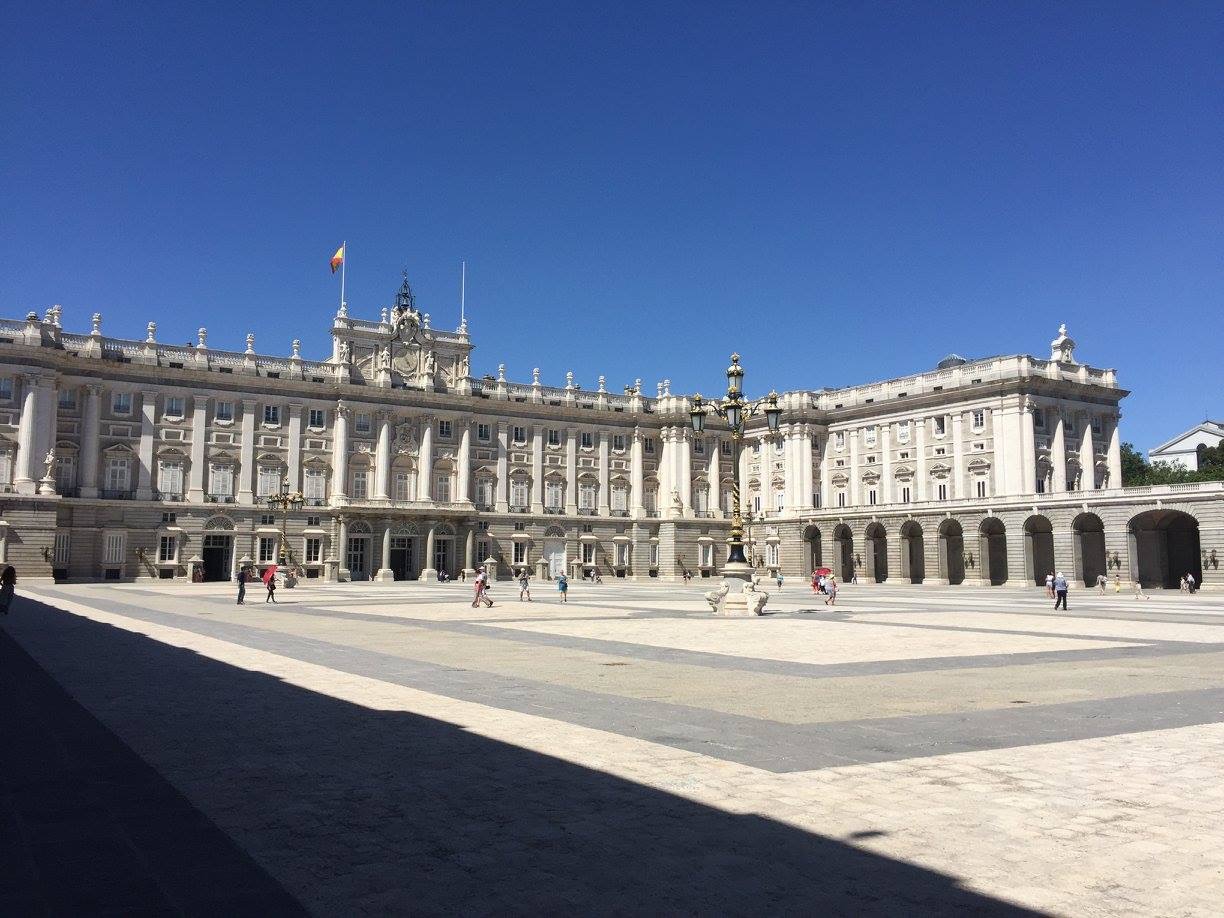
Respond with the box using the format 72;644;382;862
656;381;664;398
423;313;431;330
49;305;62;327
497;363;506;382
291;339;302;359
146;322;157;343
532;367;541;386
245;333;255;354
565;371;575;390
598;375;606;393
197;327;207;349
663;379;671;397
91;313;102;336
380;307;388;325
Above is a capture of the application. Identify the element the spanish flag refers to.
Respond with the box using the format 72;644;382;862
330;243;345;274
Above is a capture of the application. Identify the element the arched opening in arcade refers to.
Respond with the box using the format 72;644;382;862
864;522;889;583
900;521;925;584
1128;509;1202;589
1023;515;1055;586
802;525;822;573
1072;513;1107;588
937;519;965;585
978;517;1008;586
832;524;854;582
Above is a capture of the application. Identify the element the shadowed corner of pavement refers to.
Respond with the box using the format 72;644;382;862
2;599;1047;916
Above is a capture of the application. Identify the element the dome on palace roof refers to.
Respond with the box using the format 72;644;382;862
936;354;969;369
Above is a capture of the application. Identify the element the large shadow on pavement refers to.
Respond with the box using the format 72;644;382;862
5;597;1044;915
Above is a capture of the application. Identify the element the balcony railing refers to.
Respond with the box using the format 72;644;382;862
100;489;135;500
693;510;714;518
645;510;660;518
154;491;184;502
509;506;529;513
578;508;597;516
204;494;236;504
544;506;564;514
610;509;629;517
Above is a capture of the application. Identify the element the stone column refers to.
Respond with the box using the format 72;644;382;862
800;426;814;510
678;428;691;515
915;418;927;502
376;518;394;581
597;430;610;513
464;528;475;576
238;398;256;505
421;525;437;580
332;403;350;500
530;424;544;512
994;405;1011;497
881;425;893;505
565;427;578;513
13;375;40;494
1051;409;1067;492
337;516;350;581
1106;412;1123;490
819;432;831;509
80;384;103;499
657;427;672;510
951;413;965;499
417;417;433;501
848;428;860;505
457;420;472;502
136;390;157;501
1019;401;1037;495
495;421;509;511
375;411;392;500
630;427;645;518
34;377;58;477
1079;414;1096;490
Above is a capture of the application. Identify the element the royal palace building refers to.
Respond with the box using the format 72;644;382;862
0;277;1218;589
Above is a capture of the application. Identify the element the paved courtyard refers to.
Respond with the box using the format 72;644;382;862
4;578;1224;915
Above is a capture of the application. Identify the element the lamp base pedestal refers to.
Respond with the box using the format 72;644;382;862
714;562;767;616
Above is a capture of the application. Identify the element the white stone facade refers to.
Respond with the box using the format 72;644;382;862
0;294;1218;589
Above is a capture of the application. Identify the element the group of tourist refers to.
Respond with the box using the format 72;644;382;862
470;567;573;607
810;571;838;606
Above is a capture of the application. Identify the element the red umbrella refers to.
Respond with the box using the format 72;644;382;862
814;568;832;576
262;565;278;585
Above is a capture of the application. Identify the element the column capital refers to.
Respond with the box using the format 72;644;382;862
192;394;209;407
241;397;258;410
84;383;104;397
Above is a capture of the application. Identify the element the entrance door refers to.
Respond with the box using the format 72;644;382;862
390;536;414;581
347;537;369;581
544;539;566;577
202;534;232;582
434;538;453;578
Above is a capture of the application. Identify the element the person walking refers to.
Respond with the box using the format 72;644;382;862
0;565;16;616
1133;579;1149;600
236;567;248;605
265;575;277;603
557;572;569;603
1053;572;1069;611
472;566;493;608
1044;572;1055;599
1096;573;1108;595
1114;572;1121;593
775;572;784;590
1187;572;1197;594
823;576;837;606
811;571;819;593
518;569;532;602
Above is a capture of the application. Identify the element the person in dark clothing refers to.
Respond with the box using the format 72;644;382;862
236;568;247;605
0;565;16;615
1053;572;1069;611
266;574;277;603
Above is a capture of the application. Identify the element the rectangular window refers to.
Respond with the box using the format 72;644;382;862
896;420;910;443
650;544;659;567
644;438;655;454
898;451;910;460
752;441;761;455
309;408;326;428
976;479;988;498
257;467;281;497
1034;409;1045;430
864;426;877;446
934;417;947;436
579;483;597;510
837;491;846;507
1036;477;1046;494
260;514;275;526
112;392;132;415
937;483;948;500
693;438;705;455
611;485;628;511
54;455;76;491
774;490;784;511
901;486;911;503
394;470;414;502
972;410;985;430
158;536;177;563
511;480;528;508
438;420;452;439
752;494;762;513
868;489;877;506
512;425;526;444
773;439;783;455
617;543;630;567
158;461;182;497
766;543;779;568
209;464;232;497
580;432;593;449
612;434;626;451
477;539;490;562
834;431;845;449
581;543;595;565
164;396;184;418
259;537;277;563
435;474;451;503
104;457;130;492
214;401;234;422
103;532;126;564
513;541;527;565
545;480;564;508
721;440;732;457
58;388;77;409
1091;416;1102;435
264;405;280;425
351;469;368;499
475;478;493;508
54;531;71;565
305;537;322;563
934;447;946;456
355;413;371;434
0;378;11;400
304;468;326;501
477;423;491;442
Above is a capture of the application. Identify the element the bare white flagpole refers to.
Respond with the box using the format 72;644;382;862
460;260;466;326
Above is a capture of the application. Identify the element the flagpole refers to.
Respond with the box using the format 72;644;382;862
340;240;347;310
460;260;466;326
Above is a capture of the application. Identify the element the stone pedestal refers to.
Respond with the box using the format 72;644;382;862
37;475;57;496
714;562;767;616
420;568;437;582
375;568;395;582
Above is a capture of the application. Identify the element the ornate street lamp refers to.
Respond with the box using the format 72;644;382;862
266;477;305;566
689;354;784;610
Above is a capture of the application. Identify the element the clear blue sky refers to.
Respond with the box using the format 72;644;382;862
4;1;1221;449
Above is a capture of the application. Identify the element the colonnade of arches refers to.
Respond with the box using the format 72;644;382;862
799;508;1205;589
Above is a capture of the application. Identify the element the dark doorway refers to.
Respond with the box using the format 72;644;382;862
802;526;822;573
1129;509;1202;588
865;523;888;583
1073;513;1107;587
202;534;232;582
938;520;965;585
833;524;854;582
390;536;415;581
979;518;1008;586
1023;516;1054;586
900;521;924;584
